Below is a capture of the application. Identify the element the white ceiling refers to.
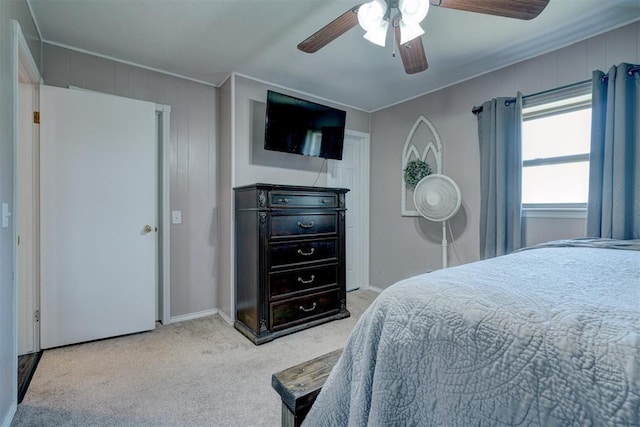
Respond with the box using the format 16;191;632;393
27;0;640;112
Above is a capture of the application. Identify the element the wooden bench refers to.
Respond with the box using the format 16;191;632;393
271;349;342;427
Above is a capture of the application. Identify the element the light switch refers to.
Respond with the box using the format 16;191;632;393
1;203;10;228
171;210;182;224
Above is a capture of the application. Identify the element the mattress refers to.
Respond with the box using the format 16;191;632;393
303;239;640;426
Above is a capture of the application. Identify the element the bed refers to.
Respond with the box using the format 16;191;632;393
303;238;640;426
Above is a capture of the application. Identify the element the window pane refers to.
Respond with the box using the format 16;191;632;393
522;108;591;160
522;162;589;204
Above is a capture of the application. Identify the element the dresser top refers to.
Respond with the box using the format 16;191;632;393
234;183;349;193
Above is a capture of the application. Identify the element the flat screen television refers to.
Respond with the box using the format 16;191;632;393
264;90;346;160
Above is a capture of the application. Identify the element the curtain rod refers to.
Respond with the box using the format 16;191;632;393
472;66;640;115
471;79;590;116
524;79;591;101
605;65;640;80
600;65;640;82
471;97;517;116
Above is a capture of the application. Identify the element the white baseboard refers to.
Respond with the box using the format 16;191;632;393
1;402;17;427
217;310;234;326
169;308;218;324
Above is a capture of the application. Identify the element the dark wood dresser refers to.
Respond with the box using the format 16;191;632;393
234;184;350;345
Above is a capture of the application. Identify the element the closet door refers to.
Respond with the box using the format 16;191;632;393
40;85;157;349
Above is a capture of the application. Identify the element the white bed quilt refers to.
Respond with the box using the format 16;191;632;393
304;240;640;426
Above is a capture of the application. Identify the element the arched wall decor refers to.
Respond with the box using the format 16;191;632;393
401;116;443;216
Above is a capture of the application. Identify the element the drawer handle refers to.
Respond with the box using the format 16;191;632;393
278;197;292;204
321;199;330;204
297;248;315;256
298;302;317;313
297;275;315;284
297;221;315;229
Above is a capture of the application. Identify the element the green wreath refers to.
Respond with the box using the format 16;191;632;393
404;159;432;189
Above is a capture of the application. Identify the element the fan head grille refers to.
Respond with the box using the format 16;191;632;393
413;174;461;221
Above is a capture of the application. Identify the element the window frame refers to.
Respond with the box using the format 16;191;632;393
521;82;592;217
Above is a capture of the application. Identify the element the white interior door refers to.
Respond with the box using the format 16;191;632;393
17;83;39;355
40;85;157;349
329;131;370;291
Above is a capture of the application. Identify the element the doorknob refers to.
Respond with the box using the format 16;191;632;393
143;224;152;233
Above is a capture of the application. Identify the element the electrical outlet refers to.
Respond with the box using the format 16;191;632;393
1;203;10;228
171;210;182;224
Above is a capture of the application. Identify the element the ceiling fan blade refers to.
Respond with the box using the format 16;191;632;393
432;0;550;20
394;24;428;74
298;5;361;53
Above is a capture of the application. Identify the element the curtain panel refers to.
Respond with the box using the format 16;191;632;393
587;63;640;239
476;94;523;259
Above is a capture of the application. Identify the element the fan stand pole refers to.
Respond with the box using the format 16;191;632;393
442;221;448;269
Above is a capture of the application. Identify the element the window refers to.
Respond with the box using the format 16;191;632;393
522;86;592;212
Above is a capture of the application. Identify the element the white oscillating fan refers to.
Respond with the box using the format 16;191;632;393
413;174;461;268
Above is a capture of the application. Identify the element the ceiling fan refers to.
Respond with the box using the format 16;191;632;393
298;0;550;75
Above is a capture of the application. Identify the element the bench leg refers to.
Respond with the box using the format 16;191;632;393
282;402;296;427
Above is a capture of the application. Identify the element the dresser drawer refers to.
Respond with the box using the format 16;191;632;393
270;289;341;331
269;264;338;299
270;213;337;238
270;239;337;268
270;192;338;208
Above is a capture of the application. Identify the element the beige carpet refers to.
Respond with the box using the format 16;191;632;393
12;289;379;427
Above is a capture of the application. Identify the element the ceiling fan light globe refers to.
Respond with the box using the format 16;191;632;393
399;20;424;44
357;0;387;32
399;0;430;24
363;20;389;47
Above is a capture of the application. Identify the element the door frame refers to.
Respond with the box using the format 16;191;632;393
14;20;42;357
156;104;171;324
17;82;39;355
328;129;371;291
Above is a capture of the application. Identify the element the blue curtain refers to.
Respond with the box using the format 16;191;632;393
587;63;640;239
477;94;523;259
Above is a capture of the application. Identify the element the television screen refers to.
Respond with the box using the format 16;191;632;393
264;90;346;160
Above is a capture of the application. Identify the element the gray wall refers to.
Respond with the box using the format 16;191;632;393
42;43;218;318
234;75;370;187
0;0;41;423
215;74;370;319
38;46;372;323
369;22;640;289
